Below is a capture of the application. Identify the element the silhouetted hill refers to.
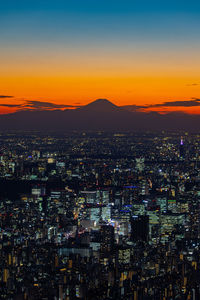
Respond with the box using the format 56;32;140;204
0;99;199;132
78;99;122;112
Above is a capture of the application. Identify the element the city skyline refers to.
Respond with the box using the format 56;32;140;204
0;130;200;299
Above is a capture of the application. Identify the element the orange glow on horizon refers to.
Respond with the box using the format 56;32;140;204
1;74;200;115
1;42;200;114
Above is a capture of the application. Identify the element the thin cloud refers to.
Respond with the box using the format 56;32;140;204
0;104;22;107
0;95;14;98
149;98;200;108
121;104;147;112
186;83;199;86
24;100;80;110
122;99;200;112
0;100;81;112
120;98;200;114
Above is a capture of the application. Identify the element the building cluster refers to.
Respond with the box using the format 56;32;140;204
0;131;200;299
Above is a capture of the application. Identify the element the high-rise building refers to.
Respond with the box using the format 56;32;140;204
131;215;149;242
100;224;114;256
135;157;145;172
179;137;185;158
81;191;97;204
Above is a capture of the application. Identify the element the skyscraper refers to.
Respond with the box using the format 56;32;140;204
179;137;185;158
100;224;114;256
131;215;149;242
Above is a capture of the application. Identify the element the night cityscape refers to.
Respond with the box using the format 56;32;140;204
1;0;200;299
0;131;200;299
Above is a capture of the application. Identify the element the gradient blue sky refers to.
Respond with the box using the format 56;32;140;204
1;0;200;13
1;0;200;114
1;0;200;40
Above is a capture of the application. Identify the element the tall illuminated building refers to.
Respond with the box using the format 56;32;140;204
100;224;114;256
179;137;185;158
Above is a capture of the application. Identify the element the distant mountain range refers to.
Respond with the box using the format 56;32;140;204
0;98;199;132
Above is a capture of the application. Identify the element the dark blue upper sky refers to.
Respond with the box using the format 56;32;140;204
1;0;200;44
1;0;200;14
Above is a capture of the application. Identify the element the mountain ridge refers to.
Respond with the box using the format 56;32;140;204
0;99;199;132
78;98;123;112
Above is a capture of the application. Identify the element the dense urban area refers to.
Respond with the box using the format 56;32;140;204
0;131;200;299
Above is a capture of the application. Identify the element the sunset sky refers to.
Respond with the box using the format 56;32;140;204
1;0;200;114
